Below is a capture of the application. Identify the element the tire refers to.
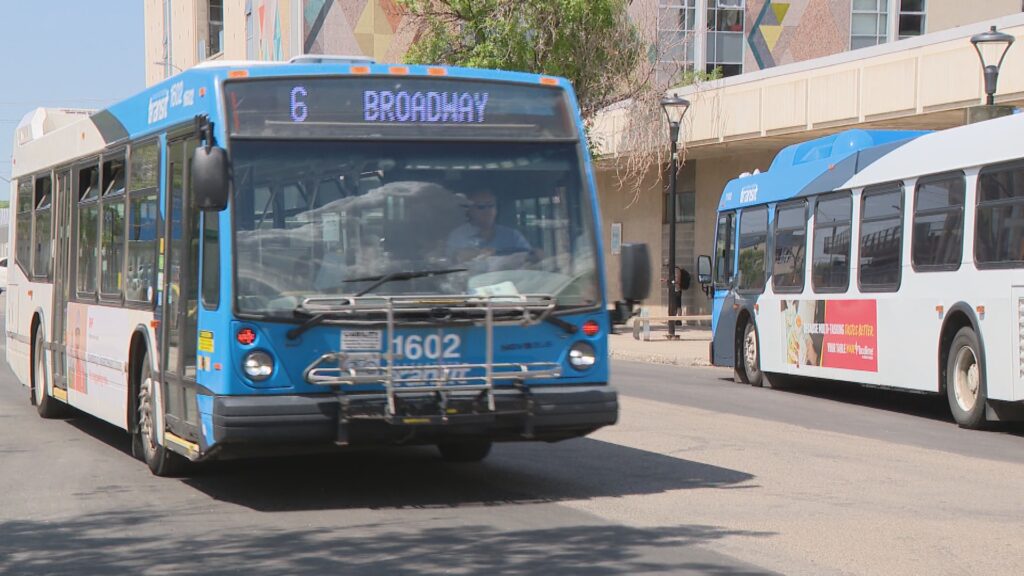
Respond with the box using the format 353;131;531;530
33;324;68;419
136;351;188;477
946;327;987;430
737;321;764;387
437;441;492;463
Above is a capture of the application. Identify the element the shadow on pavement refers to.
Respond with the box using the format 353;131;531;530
0;510;776;576
180;438;755;512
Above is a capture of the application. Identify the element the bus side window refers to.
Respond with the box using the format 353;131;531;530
713;212;736;287
77;164;101;297
812;191;852;293
737;206;768;293
772;201;806;293
15;179;33;276
100;155;126;299
976;161;1024;266
859;183;904;291
33;174;53;280
126;140;160;304
912;172;964;271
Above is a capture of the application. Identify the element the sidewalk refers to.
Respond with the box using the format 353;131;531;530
607;326;714;367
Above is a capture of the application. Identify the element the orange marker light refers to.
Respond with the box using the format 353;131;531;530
977;305;986;315
228;70;249;78
389;66;409;75
539;77;558;86
427;67;447;76
199;87;206;97
351;65;370;75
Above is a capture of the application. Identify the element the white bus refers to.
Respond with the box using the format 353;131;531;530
699;113;1024;429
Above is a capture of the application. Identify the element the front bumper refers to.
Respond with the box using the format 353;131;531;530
210;385;618;449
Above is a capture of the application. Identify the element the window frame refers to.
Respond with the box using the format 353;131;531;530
911;170;965;273
31;172;54;282
736;205;769;294
74;159;102;300
713;210;737;289
851;0;888;49
124;138;162;308
99;149;128;302
857;181;905;293
772;200;808;294
974;159;1024;270
811;190;853;294
15;177;36;278
897;0;926;40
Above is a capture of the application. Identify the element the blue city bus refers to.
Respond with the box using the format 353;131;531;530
7;57;648;475
698;118;1024;428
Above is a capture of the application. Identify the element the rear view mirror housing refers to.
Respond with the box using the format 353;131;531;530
620;243;651;302
191;145;230;211
611;243;651;325
696;254;712;297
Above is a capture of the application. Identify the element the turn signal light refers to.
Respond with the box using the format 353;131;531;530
237;328;257;346
582;320;600;337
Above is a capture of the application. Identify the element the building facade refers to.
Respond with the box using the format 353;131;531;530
143;1;1024;314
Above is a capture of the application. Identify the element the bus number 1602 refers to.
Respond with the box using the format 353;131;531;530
392;334;461;361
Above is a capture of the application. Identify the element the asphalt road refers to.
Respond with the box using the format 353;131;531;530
2;303;1023;575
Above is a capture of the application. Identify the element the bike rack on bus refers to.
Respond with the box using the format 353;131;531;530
300;294;562;437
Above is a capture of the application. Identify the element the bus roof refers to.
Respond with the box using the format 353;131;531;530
15;60;575;157
718;128;929;211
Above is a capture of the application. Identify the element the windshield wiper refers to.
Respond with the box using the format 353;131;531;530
346;268;467;297
287;307;340;340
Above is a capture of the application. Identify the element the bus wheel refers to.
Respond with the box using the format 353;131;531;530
136;351;188;477
946;327;987;429
739;321;764;387
33;324;67;419
437;441;492;463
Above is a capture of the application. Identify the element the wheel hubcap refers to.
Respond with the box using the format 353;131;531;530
745;329;758;371
34;336;45;404
953;346;979;412
139;376;157;460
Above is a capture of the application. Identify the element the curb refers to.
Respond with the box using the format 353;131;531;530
609;349;713;367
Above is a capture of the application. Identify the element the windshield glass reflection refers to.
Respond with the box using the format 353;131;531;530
231;140;599;316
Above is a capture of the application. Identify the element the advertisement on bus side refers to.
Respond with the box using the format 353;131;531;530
781;299;877;372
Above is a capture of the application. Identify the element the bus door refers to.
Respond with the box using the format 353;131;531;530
160;136;201;438
50;168;73;394
711;211;738;367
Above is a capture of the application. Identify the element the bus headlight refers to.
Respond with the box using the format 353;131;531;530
243;351;274;381
568;342;597;371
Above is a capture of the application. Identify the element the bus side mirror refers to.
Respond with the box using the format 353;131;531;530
696;254;712;297
620;243;651;302
611;243;651;325
192;145;230;211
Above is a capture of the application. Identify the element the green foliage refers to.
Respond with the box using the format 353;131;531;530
399;0;644;118
674;67;724;88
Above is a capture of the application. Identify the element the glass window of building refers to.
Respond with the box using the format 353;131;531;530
852;0;888;49
657;0;698;74
706;0;745;77
898;0;926;39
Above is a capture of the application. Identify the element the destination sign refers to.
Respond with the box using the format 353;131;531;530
225;76;576;141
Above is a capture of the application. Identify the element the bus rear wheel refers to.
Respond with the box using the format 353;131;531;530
136;351;188;477
437;441;492;463
33;324;68;419
946;327;987;429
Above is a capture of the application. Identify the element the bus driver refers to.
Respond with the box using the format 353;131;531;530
446;188;532;266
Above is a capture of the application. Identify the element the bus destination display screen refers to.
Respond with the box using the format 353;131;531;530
225;77;577;141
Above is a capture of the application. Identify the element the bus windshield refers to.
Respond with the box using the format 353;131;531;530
230;139;599;316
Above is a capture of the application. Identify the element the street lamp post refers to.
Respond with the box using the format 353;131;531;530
660;96;690;339
970;25;1015;106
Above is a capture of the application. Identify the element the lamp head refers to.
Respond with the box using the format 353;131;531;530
971;25;1015;70
660;95;690;127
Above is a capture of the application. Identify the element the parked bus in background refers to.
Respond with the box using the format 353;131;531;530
698;115;1024;429
6;57;649;476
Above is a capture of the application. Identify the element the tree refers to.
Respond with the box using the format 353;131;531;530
399;0;706;201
